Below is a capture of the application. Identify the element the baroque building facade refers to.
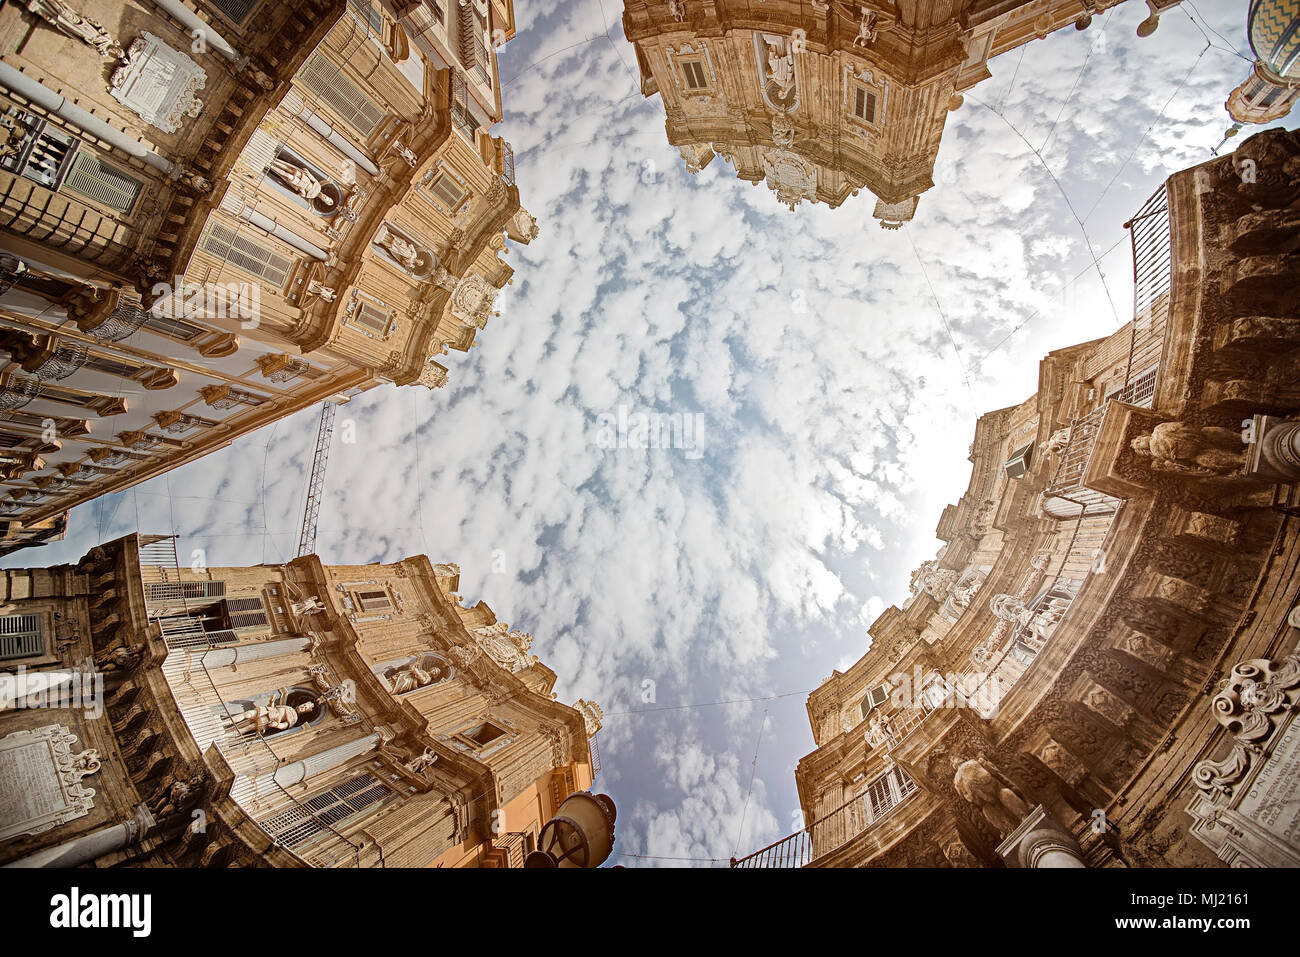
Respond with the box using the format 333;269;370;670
733;127;1300;868
0;533;606;867
0;0;538;554
622;0;1183;225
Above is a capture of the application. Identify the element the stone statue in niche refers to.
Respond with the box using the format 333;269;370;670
1131;421;1246;476
223;695;313;735
385;656;451;694
765;41;796;102
952;757;1030;837
405;747;438;774
269;158;334;206
373;224;422;272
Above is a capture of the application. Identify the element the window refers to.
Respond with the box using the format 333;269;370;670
354;588;392;613
465;721;506;748
299;52;387;139
62;152;143;215
202;0;261;26
0;613;43;661
1003;442;1034;480
348;0;383;33
852;86;878;124
201;223;294;287
346;299;396;339
225;596;269;629
263;773;392;849
858;683;889;720
145;581;227;605
422;170;469;214
680;60;708;90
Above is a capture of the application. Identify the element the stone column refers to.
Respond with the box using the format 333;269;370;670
997;805;1086;868
3;804;154;868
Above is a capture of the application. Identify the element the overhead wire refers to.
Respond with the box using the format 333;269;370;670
903;223;978;413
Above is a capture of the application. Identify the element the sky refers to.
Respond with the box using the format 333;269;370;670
7;0;1293;866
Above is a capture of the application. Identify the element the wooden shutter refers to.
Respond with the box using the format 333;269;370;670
202;223;294;287
355;588;391;612
226;596;269;629
351;302;393;338
682;61;706;89
145;581;226;604
0;613;42;660
203;0;261;25
300;52;387;139
426;172;468;212
854;88;877;124
63;152;143;215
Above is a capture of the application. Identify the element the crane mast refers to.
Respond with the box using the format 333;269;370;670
296;402;337;558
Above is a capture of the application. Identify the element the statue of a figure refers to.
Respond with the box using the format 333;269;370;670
910;560;960;603
224;696;313;735
374;224;422;271
668;0;686;22
1041;427;1071;456
853;9;896;48
291;597;325;617
386;657;449;694
1131;421;1246;476
27;0;123;59
269;158;334;205
766;42;796;100
950;573;984;609
405;747;438;774
952;757;1030;837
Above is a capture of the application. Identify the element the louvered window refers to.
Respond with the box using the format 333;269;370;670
0;613;43;661
225;596;269;629
145;580;226;604
423;171;468;213
142;312;205;342
265;773;392;849
299;52;387;139
62;152;143;215
681;60;707;90
347;301;394;338
202;0;261;25
201;223;294;287
853;87;878;124
858;683;890;720
348;0;383;32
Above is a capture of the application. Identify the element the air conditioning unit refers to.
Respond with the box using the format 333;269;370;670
1004;442;1034;480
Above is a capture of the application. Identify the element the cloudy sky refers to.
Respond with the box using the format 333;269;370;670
8;0;1293;866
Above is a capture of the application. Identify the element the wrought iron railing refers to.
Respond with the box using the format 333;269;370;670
731;766;918;868
501;141;515;187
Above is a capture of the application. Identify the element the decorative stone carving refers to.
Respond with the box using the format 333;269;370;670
910;560;960;602
269;158;334;205
1245;415;1300;482
575;699;603;736
0;724;100;840
470;623;538;674
761;148;818;210
1131;421;1247;476
853;8;897;47
952;757;1031;837
109;33;206;134
373;224;427;274
404;747;438;774
448;274;498;329
1041;427;1071;456
26;0;122;59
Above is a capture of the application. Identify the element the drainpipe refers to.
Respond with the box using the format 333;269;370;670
4;805;155;868
144;0;245;66
283;91;380;177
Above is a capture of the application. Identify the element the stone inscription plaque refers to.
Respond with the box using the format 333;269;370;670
0;725;97;841
1238;716;1300;848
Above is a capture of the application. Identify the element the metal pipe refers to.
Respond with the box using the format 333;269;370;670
145;0;244;65
235;204;329;260
295;105;380;177
4;805;155;868
0;63;174;175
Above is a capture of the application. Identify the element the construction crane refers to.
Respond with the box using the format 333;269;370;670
296;401;337;558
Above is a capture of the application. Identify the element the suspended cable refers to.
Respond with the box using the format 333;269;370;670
903;224;978;413
604;688;811;716
733;705;768;857
1040;10;1113;155
1081;42;1210;224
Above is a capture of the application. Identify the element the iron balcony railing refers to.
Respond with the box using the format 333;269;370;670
501;141;515;187
731;765;918;868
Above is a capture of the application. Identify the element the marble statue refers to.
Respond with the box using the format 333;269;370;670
269;158;333;205
1131;421;1246;476
374;224;422;271
225;697;313;735
27;0;123;59
952;757;1030;836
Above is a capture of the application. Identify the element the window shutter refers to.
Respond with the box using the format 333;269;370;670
0;613;43;660
351;303;394;338
300;52;387;139
63;152;143;215
146;581;226;604
426;172;468;212
226;596;269;629
854;88;877;123
203;0;261;25
682;61;706;89
202;223;294;287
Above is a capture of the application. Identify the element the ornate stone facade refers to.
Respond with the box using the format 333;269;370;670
734;128;1300;869
0;533;601;867
0;0;536;555
623;0;1182;225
